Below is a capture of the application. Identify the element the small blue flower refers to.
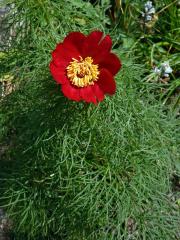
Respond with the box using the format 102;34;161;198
153;62;173;78
161;62;173;75
142;1;156;22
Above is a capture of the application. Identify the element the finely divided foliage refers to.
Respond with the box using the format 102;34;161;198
0;0;179;239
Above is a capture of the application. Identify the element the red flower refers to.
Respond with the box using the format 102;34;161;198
50;31;121;104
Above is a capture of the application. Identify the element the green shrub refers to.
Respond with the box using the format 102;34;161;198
0;0;179;239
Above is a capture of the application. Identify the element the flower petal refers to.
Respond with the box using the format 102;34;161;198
98;34;112;52
97;68;116;95
50;61;68;84
83;32;112;58
96;53;122;76
51;51;68;69
80;86;97;104
63;32;86;54
61;83;81;101
86;31;103;44
52;43;80;67
82;31;103;57
92;84;104;102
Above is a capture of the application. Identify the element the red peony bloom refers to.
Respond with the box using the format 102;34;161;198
50;31;121;104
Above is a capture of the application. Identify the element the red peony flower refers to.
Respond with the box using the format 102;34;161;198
50;31;121;104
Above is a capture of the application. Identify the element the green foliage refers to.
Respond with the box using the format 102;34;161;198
0;0;179;239
110;0;180;107
1;55;179;239
0;0;109;81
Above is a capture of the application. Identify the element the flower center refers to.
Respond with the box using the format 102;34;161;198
66;56;99;87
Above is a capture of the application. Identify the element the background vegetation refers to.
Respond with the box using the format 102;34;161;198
0;0;179;239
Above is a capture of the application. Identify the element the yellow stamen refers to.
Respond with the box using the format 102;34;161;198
66;56;99;87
